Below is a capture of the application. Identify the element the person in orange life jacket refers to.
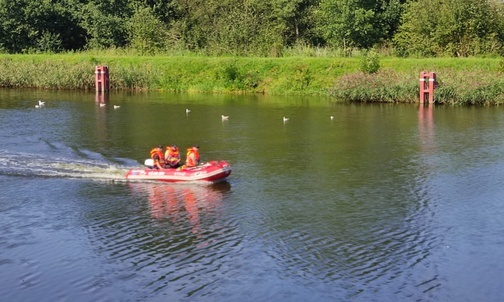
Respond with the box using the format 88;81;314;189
185;145;200;168
150;145;165;169
164;145;181;168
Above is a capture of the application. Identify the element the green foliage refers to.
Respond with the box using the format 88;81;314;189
434;86;457;104
0;56;96;89
360;50;380;74
316;0;373;52
0;0;40;53
172;0;292;57
330;64;504;105
394;0;504;57
316;0;404;54
37;32;62;53
79;3;127;49
292;64;312;90
217;60;261;91
330;70;418;102
0;0;503;57
0;0;86;53
434;70;504;105
222;63;240;84
0;51;503;104
128;7;167;55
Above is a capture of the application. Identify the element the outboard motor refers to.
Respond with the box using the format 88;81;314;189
144;159;155;169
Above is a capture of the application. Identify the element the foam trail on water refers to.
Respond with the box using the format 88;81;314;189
0;149;134;182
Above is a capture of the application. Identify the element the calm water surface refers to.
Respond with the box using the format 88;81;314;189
1;89;504;302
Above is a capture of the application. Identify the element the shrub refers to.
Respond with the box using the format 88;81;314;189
360;50;380;74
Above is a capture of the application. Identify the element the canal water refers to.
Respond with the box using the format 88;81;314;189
1;89;503;302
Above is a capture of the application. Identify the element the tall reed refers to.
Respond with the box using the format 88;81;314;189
0;53;502;105
331;67;504;105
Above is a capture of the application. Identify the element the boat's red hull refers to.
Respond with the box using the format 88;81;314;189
126;160;231;183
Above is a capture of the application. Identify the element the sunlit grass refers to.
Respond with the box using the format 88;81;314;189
0;52;502;104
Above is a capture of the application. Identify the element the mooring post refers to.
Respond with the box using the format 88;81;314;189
95;66;109;92
419;71;436;104
427;72;436;103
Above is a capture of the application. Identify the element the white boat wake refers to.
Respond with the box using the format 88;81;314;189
0;149;133;182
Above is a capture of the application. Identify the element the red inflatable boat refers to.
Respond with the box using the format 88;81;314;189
126;160;232;183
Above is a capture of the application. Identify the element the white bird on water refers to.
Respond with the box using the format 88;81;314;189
330;115;334;120
186;108;191;115
99;103;106;107
283;116;290;122
221;115;229;120
113;105;121;109
35;100;45;108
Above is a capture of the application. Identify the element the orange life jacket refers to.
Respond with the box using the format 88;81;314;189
150;148;165;164
165;147;180;162
186;147;200;167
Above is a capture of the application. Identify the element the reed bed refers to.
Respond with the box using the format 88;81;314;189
332;68;504;105
0;53;502;105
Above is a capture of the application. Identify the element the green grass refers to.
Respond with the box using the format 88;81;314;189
0;53;503;105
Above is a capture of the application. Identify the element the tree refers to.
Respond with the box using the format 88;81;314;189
394;0;504;57
128;6;167;55
0;0;32;52
209;0;287;56
0;0;86;53
79;3;128;49
315;0;403;54
37;31;62;53
135;0;179;24
169;0;287;56
266;0;320;46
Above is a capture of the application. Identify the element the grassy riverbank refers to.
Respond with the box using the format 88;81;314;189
0;53;503;105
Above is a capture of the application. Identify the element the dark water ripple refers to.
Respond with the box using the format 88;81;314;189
70;182;245;300
241;157;446;300
3;95;504;301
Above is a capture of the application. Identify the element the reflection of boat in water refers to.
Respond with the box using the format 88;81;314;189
126;160;232;183
129;182;231;223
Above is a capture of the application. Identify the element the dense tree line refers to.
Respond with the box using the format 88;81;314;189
0;0;503;57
